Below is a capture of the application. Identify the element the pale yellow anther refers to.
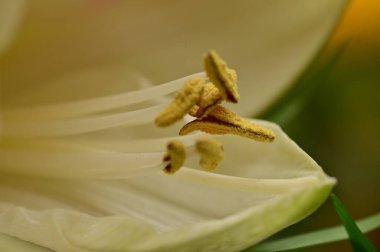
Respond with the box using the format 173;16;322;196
155;78;204;127
187;82;222;118
204;50;240;103
227;68;237;83
193;82;223;117
163;140;186;174
188;105;200;117
180;105;275;143
196;138;224;171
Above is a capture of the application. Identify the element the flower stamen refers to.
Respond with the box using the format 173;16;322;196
191;82;223;118
180;105;275;142
163;140;186;174
196;138;224;171
204;50;239;103
157;50;275;176
155;77;205;127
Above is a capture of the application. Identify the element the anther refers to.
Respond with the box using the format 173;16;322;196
180;105;275;143
204;50;240;103
196;138;224;171
193;82;223;117
155;78;204;127
163;140;186;174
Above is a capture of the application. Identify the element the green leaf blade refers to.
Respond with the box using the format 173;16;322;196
331;194;377;252
246;211;380;251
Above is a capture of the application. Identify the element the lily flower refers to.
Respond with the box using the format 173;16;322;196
0;1;347;251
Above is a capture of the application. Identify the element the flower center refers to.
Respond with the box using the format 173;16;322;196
155;51;275;174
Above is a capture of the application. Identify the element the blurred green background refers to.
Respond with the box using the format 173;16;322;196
259;0;380;250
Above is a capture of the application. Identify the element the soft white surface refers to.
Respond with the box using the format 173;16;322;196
0;121;335;251
0;0;347;116
0;232;52;252
0;0;25;54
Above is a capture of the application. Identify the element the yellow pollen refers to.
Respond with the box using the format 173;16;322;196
192;82;223;118
204;50;240;103
196;138;224;171
163;140;186;174
180;105;275;142
155;77;204;127
156;50;275;175
188;105;200;117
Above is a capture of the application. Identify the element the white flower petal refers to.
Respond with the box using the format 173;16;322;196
0;122;335;252
0;0;25;54
0;0;347;115
0;1;346;251
0;232;52;252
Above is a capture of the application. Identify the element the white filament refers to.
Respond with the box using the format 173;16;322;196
5;72;205;121
4;104;165;138
0;149;164;179
0;72;204;178
0;138;200;179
